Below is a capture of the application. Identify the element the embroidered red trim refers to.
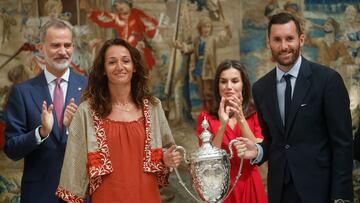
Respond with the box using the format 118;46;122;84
87;110;113;194
142;99;170;187
55;187;84;203
87;152;102;169
151;148;163;163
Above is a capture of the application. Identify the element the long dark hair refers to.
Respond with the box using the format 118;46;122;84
81;38;156;118
209;59;255;119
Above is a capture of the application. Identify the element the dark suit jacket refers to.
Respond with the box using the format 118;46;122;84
252;57;353;203
353;121;360;161
4;70;87;203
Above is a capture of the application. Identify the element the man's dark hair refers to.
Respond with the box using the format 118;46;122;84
267;12;302;37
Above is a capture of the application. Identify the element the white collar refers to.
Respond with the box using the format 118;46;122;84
44;67;70;84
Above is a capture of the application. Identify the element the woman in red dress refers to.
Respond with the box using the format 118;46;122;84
196;59;268;203
56;38;182;203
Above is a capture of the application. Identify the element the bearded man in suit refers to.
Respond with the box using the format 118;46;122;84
236;12;353;203
4;19;87;203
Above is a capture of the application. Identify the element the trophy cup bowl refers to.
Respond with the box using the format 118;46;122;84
174;117;244;203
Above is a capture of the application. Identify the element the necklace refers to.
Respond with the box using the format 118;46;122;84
114;101;133;112
116;106;132;112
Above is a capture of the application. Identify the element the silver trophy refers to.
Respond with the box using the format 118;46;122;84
174;117;244;203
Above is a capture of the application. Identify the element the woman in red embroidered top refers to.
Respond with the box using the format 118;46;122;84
195;60;268;203
55;38;182;203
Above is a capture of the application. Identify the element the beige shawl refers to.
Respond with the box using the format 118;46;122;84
55;98;174;202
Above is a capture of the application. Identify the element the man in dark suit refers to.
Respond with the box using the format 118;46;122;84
236;13;353;203
4;19;87;203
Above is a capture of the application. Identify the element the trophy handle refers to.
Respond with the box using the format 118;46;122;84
228;139;239;159
173;146;204;203
174;146;189;164
223;139;244;201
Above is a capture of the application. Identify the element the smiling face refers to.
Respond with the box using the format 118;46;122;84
267;21;304;71
104;45;135;86
218;67;243;99
39;26;74;77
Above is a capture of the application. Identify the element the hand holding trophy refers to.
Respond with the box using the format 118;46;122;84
174;117;244;203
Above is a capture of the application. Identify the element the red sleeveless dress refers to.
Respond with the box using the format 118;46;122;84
91;117;161;203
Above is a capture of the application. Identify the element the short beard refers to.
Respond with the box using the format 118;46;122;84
44;53;71;71
273;46;301;67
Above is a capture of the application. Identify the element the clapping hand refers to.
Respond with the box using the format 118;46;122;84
63;98;78;128
218;97;231;126
40;101;54;138
224;94;246;124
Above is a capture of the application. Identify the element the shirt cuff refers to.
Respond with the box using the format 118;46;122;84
250;143;263;165
35;126;49;144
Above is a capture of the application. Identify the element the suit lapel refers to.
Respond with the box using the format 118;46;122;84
30;72;52;112
65;70;83;106
285;58;312;136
